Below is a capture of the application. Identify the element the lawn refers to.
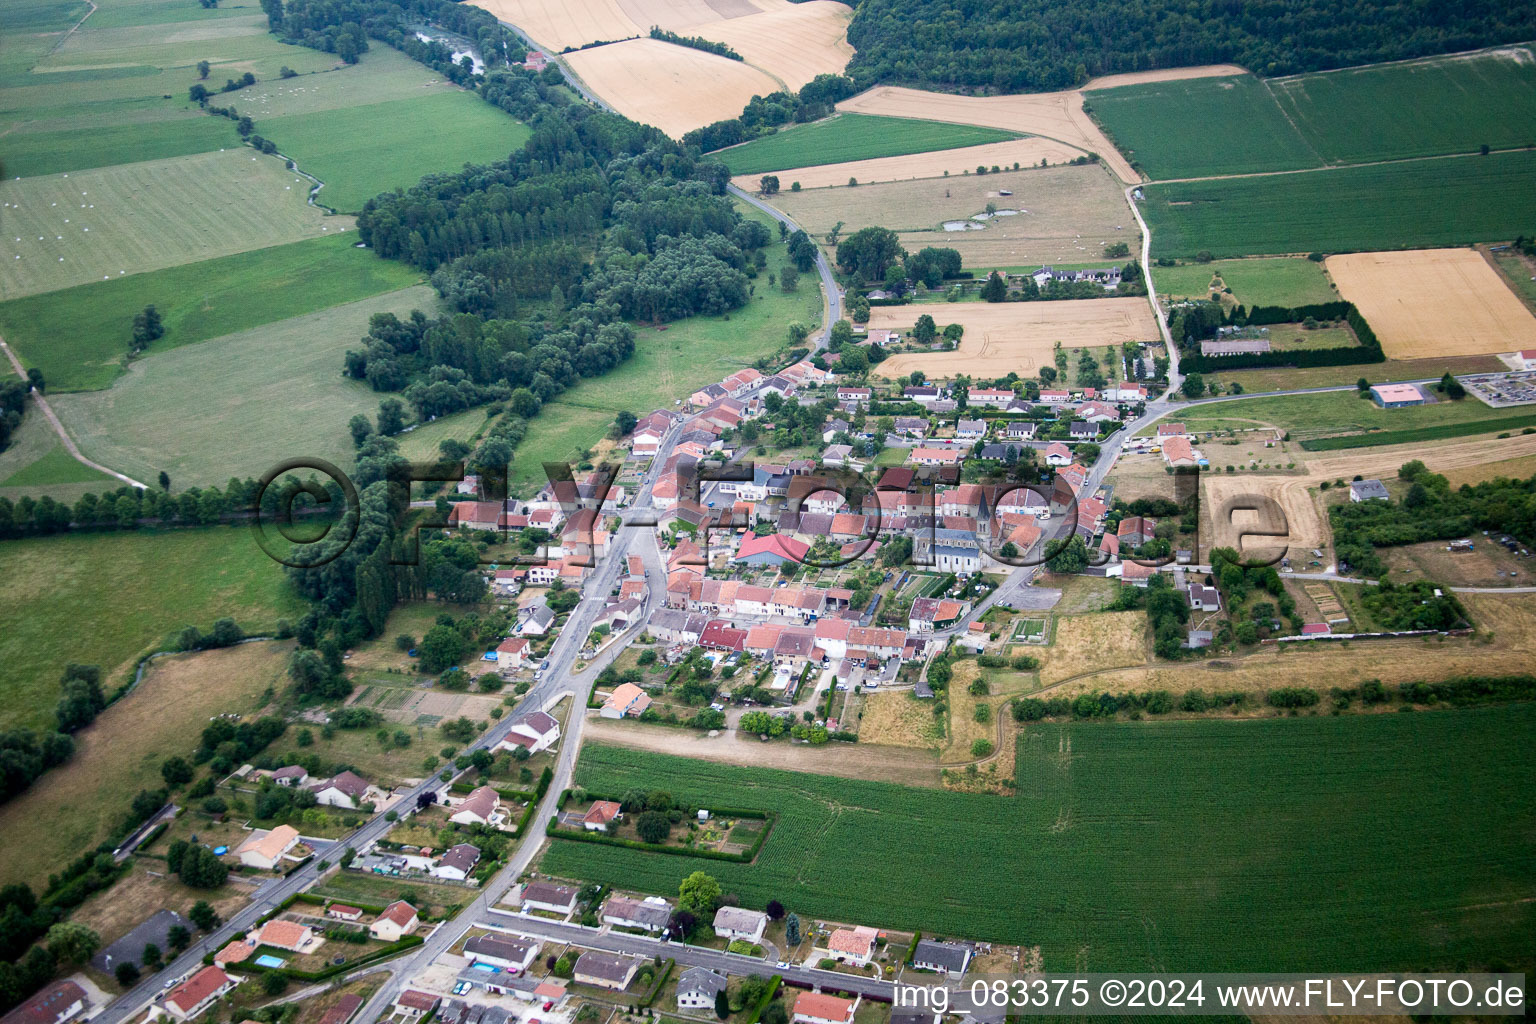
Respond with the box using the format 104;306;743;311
0;412;121;505
543;716;1536;971
51;284;439;487
1153;257;1338;307
1142;150;1536;258
256;91;532;213
713;113;1022;175
0;442;116;487
509;202;821;492
0;526;302;732
0;233;421;392
1;116;240;178
0;640;293;888
0;148;343;301
1493;252;1536;309
1269;46;1536;165
1086;74;1322;179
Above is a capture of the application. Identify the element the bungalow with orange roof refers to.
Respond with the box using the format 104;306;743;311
235;824;300;870
369;901;419;943
819;926;879;967
600;682;652;719
910;447;962;467
1043;442;1072;467
792;992;855;1024
164;968;238;1020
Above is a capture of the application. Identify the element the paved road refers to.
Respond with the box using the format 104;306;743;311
729;185;841;350
476;912;897;999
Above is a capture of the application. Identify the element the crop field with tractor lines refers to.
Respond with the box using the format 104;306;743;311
545;723;1536;971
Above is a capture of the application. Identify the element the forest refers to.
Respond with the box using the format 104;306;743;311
836;0;1536;92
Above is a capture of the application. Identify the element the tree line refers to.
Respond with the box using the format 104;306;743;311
682;73;859;153
834;0;1536;93
648;26;742;60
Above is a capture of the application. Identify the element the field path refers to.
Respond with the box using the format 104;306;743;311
0;331;150;490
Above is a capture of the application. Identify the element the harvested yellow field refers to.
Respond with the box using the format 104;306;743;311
873;299;1159;379
1326;249;1536;357
692;2;853;92
731;136;1086;192
763;162;1135;269
565;38;783;137
838;84;1139;183
1081;63;1248;89
469;0;639;52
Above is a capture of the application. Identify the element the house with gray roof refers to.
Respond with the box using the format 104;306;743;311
912;938;972;975
676;968;728;1011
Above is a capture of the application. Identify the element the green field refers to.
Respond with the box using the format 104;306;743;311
52;285;438;487
0;443;116;488
1153;257;1338;307
1270;47;1536;165
1087;75;1322;179
257;91;532;213
544;715;1536;970
0;149;341;301
1493;252;1536;308
1181;389;1536;436
1142;150;1536;258
509;202;822;492
714;113;1023;175
1;117;240;178
1299;414;1536;450
0;527;302;731
0;233;421;392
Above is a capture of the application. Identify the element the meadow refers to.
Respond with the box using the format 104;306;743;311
0;641;292;888
544;714;1536;971
0;148;342;300
51;285;438;487
1180;388;1536;436
1269;46;1536;165
0;233;420;391
255;89;533;213
1086;75;1321;179
509;203;821;492
1152;257;1337;307
1141;150;1536;258
0;527;301;733
715;113;1022;174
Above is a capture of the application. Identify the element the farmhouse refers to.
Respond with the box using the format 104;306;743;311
912;938;972;975
236;824;300;869
792;992;855;1024
712;906;768;943
4;981;88;1024
370;901;419;942
1369;383;1425;409
270;765;308;787
521;881;579;915
574;951;643;990
676;968;728;1011
1350;479;1390;502
431;843;482;881
164;968;238;1020
602;894;672;933
464;933;539;971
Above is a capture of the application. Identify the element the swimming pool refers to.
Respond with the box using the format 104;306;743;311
254;955;286;968
470;963;501;973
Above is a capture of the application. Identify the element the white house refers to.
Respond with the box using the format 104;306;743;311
164;968;238;1020
13;981;88;1024
1043;442;1072;467
236;825;299;870
521;881;579;915
602;895;672;933
1349;478;1390;502
449;785;503;827
463;933;539;971
369;901;419;942
711;906;767;943
676;969;727;1011
310;770;370;809
431;843;481;881
912;938;972;975
823;925;878;966
270;765;308;787
498;710;560;754
495;637;531;671
792;992;855;1024
1186;585;1222;612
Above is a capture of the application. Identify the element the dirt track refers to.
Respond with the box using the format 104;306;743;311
584;715;943;787
1327;249;1536;357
